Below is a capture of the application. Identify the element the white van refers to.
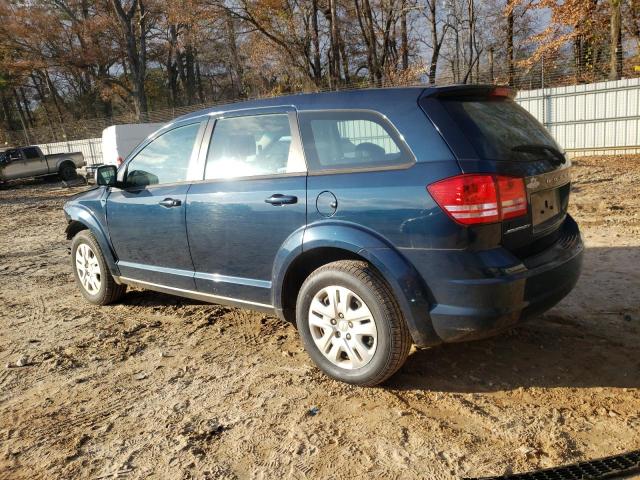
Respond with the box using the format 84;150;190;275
101;123;164;166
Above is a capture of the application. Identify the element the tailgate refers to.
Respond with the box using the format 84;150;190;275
419;86;571;256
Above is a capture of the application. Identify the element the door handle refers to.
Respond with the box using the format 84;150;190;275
265;194;298;206
159;198;182;208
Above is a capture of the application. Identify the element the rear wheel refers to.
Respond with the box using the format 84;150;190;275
59;162;77;181
71;230;125;305
296;260;412;386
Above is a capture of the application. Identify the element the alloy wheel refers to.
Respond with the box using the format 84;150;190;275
75;243;101;295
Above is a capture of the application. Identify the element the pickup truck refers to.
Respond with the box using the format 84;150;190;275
0;146;85;182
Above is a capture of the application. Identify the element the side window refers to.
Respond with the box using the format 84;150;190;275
126;123;200;187
23;147;40;159
205;114;304;179
298;110;413;171
7;149;22;162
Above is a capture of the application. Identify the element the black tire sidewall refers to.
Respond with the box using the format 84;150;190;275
71;231;109;304
296;268;395;384
60;164;76;181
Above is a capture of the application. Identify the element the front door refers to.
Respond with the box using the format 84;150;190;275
106;121;205;290
21;147;48;177
186;110;307;306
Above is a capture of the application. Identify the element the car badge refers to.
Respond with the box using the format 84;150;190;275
526;177;540;190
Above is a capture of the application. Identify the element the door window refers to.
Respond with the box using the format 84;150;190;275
5;149;23;163
22;147;40;159
205;114;304;179
298;110;413;171
126;123;200;187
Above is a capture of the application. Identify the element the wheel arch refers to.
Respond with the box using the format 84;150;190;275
64;206;120;276
273;222;442;347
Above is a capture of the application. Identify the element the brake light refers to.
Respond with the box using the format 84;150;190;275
116;156;124;166
489;86;514;98
427;174;527;225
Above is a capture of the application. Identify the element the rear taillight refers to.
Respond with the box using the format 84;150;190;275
427;174;527;225
116;156;124;166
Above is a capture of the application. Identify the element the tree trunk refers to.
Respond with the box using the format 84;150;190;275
195;56;205;103
30;74;58;141
427;0;441;84
337;27;351;84
363;0;381;84
507;4;514;85
609;0;622;80
19;87;34;127
0;93;18;131
167;24;180;107
225;11;246;98
467;0;475;83
329;0;340;87
110;0;148;120
311;0;321;83
354;0;375;84
12;89;31;144
136;0;148;118
44;71;68;140
400;0;408;70
184;40;197;105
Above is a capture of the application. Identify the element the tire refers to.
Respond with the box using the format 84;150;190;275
59;162;77;181
296;260;412;386
71;230;126;305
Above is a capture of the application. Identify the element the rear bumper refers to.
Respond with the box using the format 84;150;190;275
426;215;583;343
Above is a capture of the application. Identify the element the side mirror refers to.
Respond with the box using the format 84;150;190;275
95;165;118;186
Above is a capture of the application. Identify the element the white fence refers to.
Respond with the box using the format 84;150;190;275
33;78;640;163
516;77;640;157
37;137;102;166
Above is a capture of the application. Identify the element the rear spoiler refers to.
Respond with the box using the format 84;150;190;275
421;84;517;99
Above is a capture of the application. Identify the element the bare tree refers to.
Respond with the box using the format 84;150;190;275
609;0;622;80
110;0;149;120
419;0;449;84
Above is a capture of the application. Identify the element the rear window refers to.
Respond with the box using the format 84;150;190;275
441;98;562;163
298;110;413;172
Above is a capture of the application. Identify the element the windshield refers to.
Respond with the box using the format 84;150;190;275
441;97;563;163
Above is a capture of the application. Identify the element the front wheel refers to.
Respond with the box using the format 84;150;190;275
71;230;125;305
296;260;412;386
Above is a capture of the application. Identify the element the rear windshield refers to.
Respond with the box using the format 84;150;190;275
441;97;562;163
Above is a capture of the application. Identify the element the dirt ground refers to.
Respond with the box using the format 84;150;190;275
0;156;639;480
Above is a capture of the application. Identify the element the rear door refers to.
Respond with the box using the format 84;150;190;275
420;87;571;253
186;109;307;306
106;121;206;289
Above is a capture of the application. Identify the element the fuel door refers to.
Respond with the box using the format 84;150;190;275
316;190;338;217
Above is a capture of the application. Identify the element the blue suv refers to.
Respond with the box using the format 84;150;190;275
64;86;583;385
